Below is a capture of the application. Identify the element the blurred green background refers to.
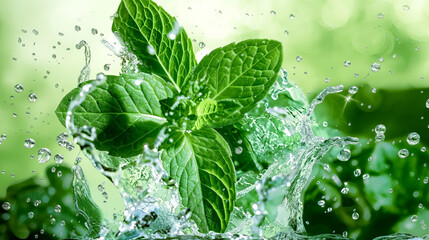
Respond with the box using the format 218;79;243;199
0;0;428;239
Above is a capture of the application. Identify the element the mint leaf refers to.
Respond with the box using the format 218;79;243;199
112;0;197;90
161;127;236;233
55;73;176;157
184;39;283;128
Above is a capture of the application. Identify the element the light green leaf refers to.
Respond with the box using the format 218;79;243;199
112;0;197;90
55;73;176;157
161;127;236;233
184;39;283;128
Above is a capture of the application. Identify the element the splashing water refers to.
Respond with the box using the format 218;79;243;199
76;40;91;84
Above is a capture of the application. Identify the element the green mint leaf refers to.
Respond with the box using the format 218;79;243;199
55;73;176;157
112;0;197;91
161;127;236;233
184;39;283;128
216;125;261;177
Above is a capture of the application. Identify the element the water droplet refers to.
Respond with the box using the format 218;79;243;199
344;60;351;67
2;202;11;210
398;149;409;158
28;212;34;218
375;124;386;134
402;5;410;11
284;30;289;35
317;200;325;207
425;99;429;108
348;86;358;94
289;14;295;19
322;121;328;127
337;149;351;162
14;84;24;93
372;88;377;93
235;147;243;155
91;28;98;35
75;25;81;32
377;13;384;18
37;148;51;164
270;10;276;15
341;187;349;194
104;64;110;71
28;93;37;103
296;56;302;62
352;212;359;220
97;184;105;192
24;138;36;148
379;57;384;62
32;29;39;35
407;132;420;145
50;218;56;225
370;62;381;72
411;215;418;222
325;77;330;83
198;42;206;49
363;173;370;180
354;169;361;177
54;205;62;213
1;134;6;141
51;54;56;59
54;154;64;164
147;45;156;55
393;54;397;59
57;171;62;177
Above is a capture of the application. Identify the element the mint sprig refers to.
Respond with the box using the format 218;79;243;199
56;0;283;233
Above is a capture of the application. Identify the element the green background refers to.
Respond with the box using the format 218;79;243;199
0;0;428;238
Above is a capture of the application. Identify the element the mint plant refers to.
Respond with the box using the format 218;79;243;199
56;0;282;233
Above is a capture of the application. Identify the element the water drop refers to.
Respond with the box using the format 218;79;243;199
398;149;409;158
317;200;325;207
54;205;62;213
147;45;156;55
341;187;349;194
289;14;295;19
344;60;351;67
407;132;420;145
375;124;386;134
411;215;418;222
52;54;56;59
37;148;51;164
372;88;377;93
270;10;276;15
322;121;328;127
32;29;39;35
91;28;98;35
28;93;37;103
235;147;243;155
104;64;110;71
50;218;56;225
24;138;36;148
296;56;302;62
425;99;429;108
348;86;358;94
57;171;62;177
54;154;64;164
363;174;370;180
325;77;330;83
337;149;351;162
28;212;34;218
284;30;289;35
14;84;24;93
198;42;206;49
2;202;11;210
377;13;384;18
97;184;105;192
352;212;359;220
1;134;6;140
379;57;384;62
402;5;410;11
354;169;361;177
370;62;381;72
75;25;81;31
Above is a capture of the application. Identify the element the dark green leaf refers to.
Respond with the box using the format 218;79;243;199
184;39;283;128
55;73;175;157
112;0;197;90
161;127;236;233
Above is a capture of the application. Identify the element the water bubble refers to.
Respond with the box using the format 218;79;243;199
2;202;11;210
289;14;295;19
337;149;351;162
28;93;37;102
75;25;81;31
411;215;418;222
379;57;384;62
372;88;377;93
352;212;359;220
37;148;51;164
50;218;56;225
198;42;206;49
103;64;110;71
54;205;62;213
296;56;302;62
235;147;243;155
370;62;381;72
54;154;64;164
354;169;361;177
270;10;276;15
23;138;36;149
402;5;410;11
322;121;328;127
52;54;56;59
32;29;39;35
344;60;351;67
425;99;429;108
1;134;6;141
91;28;98;35
14;84;24;93
341;187;349;194
348;86;358;94
57;171;62;177
407;132;420;145
284;30;289;35
97;184;105;192
363;174;370;180
398;149;409;158
28;212;34;219
377;13;384;18
375;124;386;134
317;200;325;207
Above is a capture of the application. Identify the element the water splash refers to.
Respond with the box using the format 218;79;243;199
76;40;91;84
